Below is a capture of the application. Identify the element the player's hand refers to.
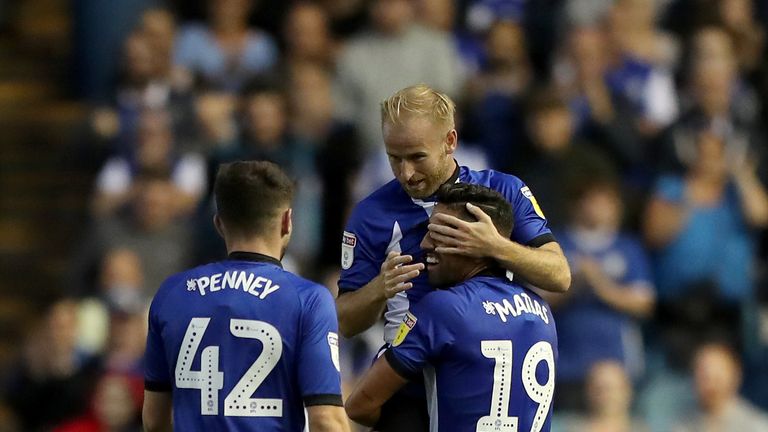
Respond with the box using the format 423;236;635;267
380;252;423;299
428;203;506;257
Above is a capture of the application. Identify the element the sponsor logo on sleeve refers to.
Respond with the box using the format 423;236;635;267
327;332;340;372
392;312;418;347
341;231;356;270
521;186;546;219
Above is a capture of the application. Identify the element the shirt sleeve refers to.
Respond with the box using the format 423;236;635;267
654;174;684;203
495;173;554;246
337;203;384;293
385;294;454;380
623;238;655;289
298;285;343;407
144;297;172;392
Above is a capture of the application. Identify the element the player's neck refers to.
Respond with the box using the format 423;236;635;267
225;237;283;263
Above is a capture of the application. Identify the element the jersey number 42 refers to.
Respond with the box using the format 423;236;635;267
175;317;283;417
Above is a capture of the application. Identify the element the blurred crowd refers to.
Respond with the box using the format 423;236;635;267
2;0;768;430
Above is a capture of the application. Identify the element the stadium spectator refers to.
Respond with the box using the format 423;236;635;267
463;19;530;172
644;128;768;367
286;63;362;270
604;0;680;134
672;342;768;431
6;299;100;430
555;361;650;432
91;109;207;217
717;0;765;79
553;26;648;177
208;79;320;267
54;372;144;432
282;2;336;71
192;84;239;153
333;0;464;159
173;0;278;93
546;175;655;411
74;170;195;297
517;87;616;228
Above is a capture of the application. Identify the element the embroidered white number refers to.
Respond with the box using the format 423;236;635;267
174;317;284;417
476;340;555;432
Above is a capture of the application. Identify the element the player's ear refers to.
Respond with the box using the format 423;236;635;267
281;208;293;237
445;129;457;155
213;214;225;239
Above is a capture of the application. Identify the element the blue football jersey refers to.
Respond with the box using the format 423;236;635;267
339;165;554;343
386;275;558;432
144;252;342;431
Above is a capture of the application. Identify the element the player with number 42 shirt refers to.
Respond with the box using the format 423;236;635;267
143;161;347;432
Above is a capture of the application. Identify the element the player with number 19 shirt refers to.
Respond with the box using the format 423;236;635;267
340;165;554;343
345;184;557;432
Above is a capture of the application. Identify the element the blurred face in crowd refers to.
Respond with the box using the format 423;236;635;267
529;106;573;154
47;300;79;357
244;92;287;147
417;0;455;31
421;203;485;287
284;3;331;62
692;27;735;65
141;8;175;61
586;361;633;417
693;59;735;118
691;132;728;181
195;90;237;141
573;184;622;232
371;0;414;34
100;248;144;290
611;0;656;31
93;375;140;429
210;0;253;31
136;111;173;169
383;116;457;199
720;0;753;28
289;63;333;135
570;27;608;82
108;311;148;363
693;344;742;413
486;21;526;69
123;32;155;85
133;178;178;231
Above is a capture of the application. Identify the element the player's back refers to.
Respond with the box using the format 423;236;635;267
416;276;557;432
144;253;341;431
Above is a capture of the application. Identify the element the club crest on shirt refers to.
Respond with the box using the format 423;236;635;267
521;186;546;219
327;332;340;372
392;312;418;347
341;231;356;270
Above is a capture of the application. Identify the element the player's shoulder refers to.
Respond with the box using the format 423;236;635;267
347;179;407;223
461;166;526;193
150;262;219;311
283;271;335;305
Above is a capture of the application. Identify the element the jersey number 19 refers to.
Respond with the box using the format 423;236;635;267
476;340;555;432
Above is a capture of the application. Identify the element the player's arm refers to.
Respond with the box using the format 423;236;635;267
345;354;409;426
336;252;424;337
429;203;571;293
143;390;172;432
307;405;351;432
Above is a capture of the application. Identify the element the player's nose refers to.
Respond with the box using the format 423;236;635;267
420;232;433;250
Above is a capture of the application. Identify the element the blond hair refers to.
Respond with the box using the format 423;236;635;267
381;84;456;129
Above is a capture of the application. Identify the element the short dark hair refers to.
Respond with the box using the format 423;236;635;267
436;183;514;237
214;161;295;237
